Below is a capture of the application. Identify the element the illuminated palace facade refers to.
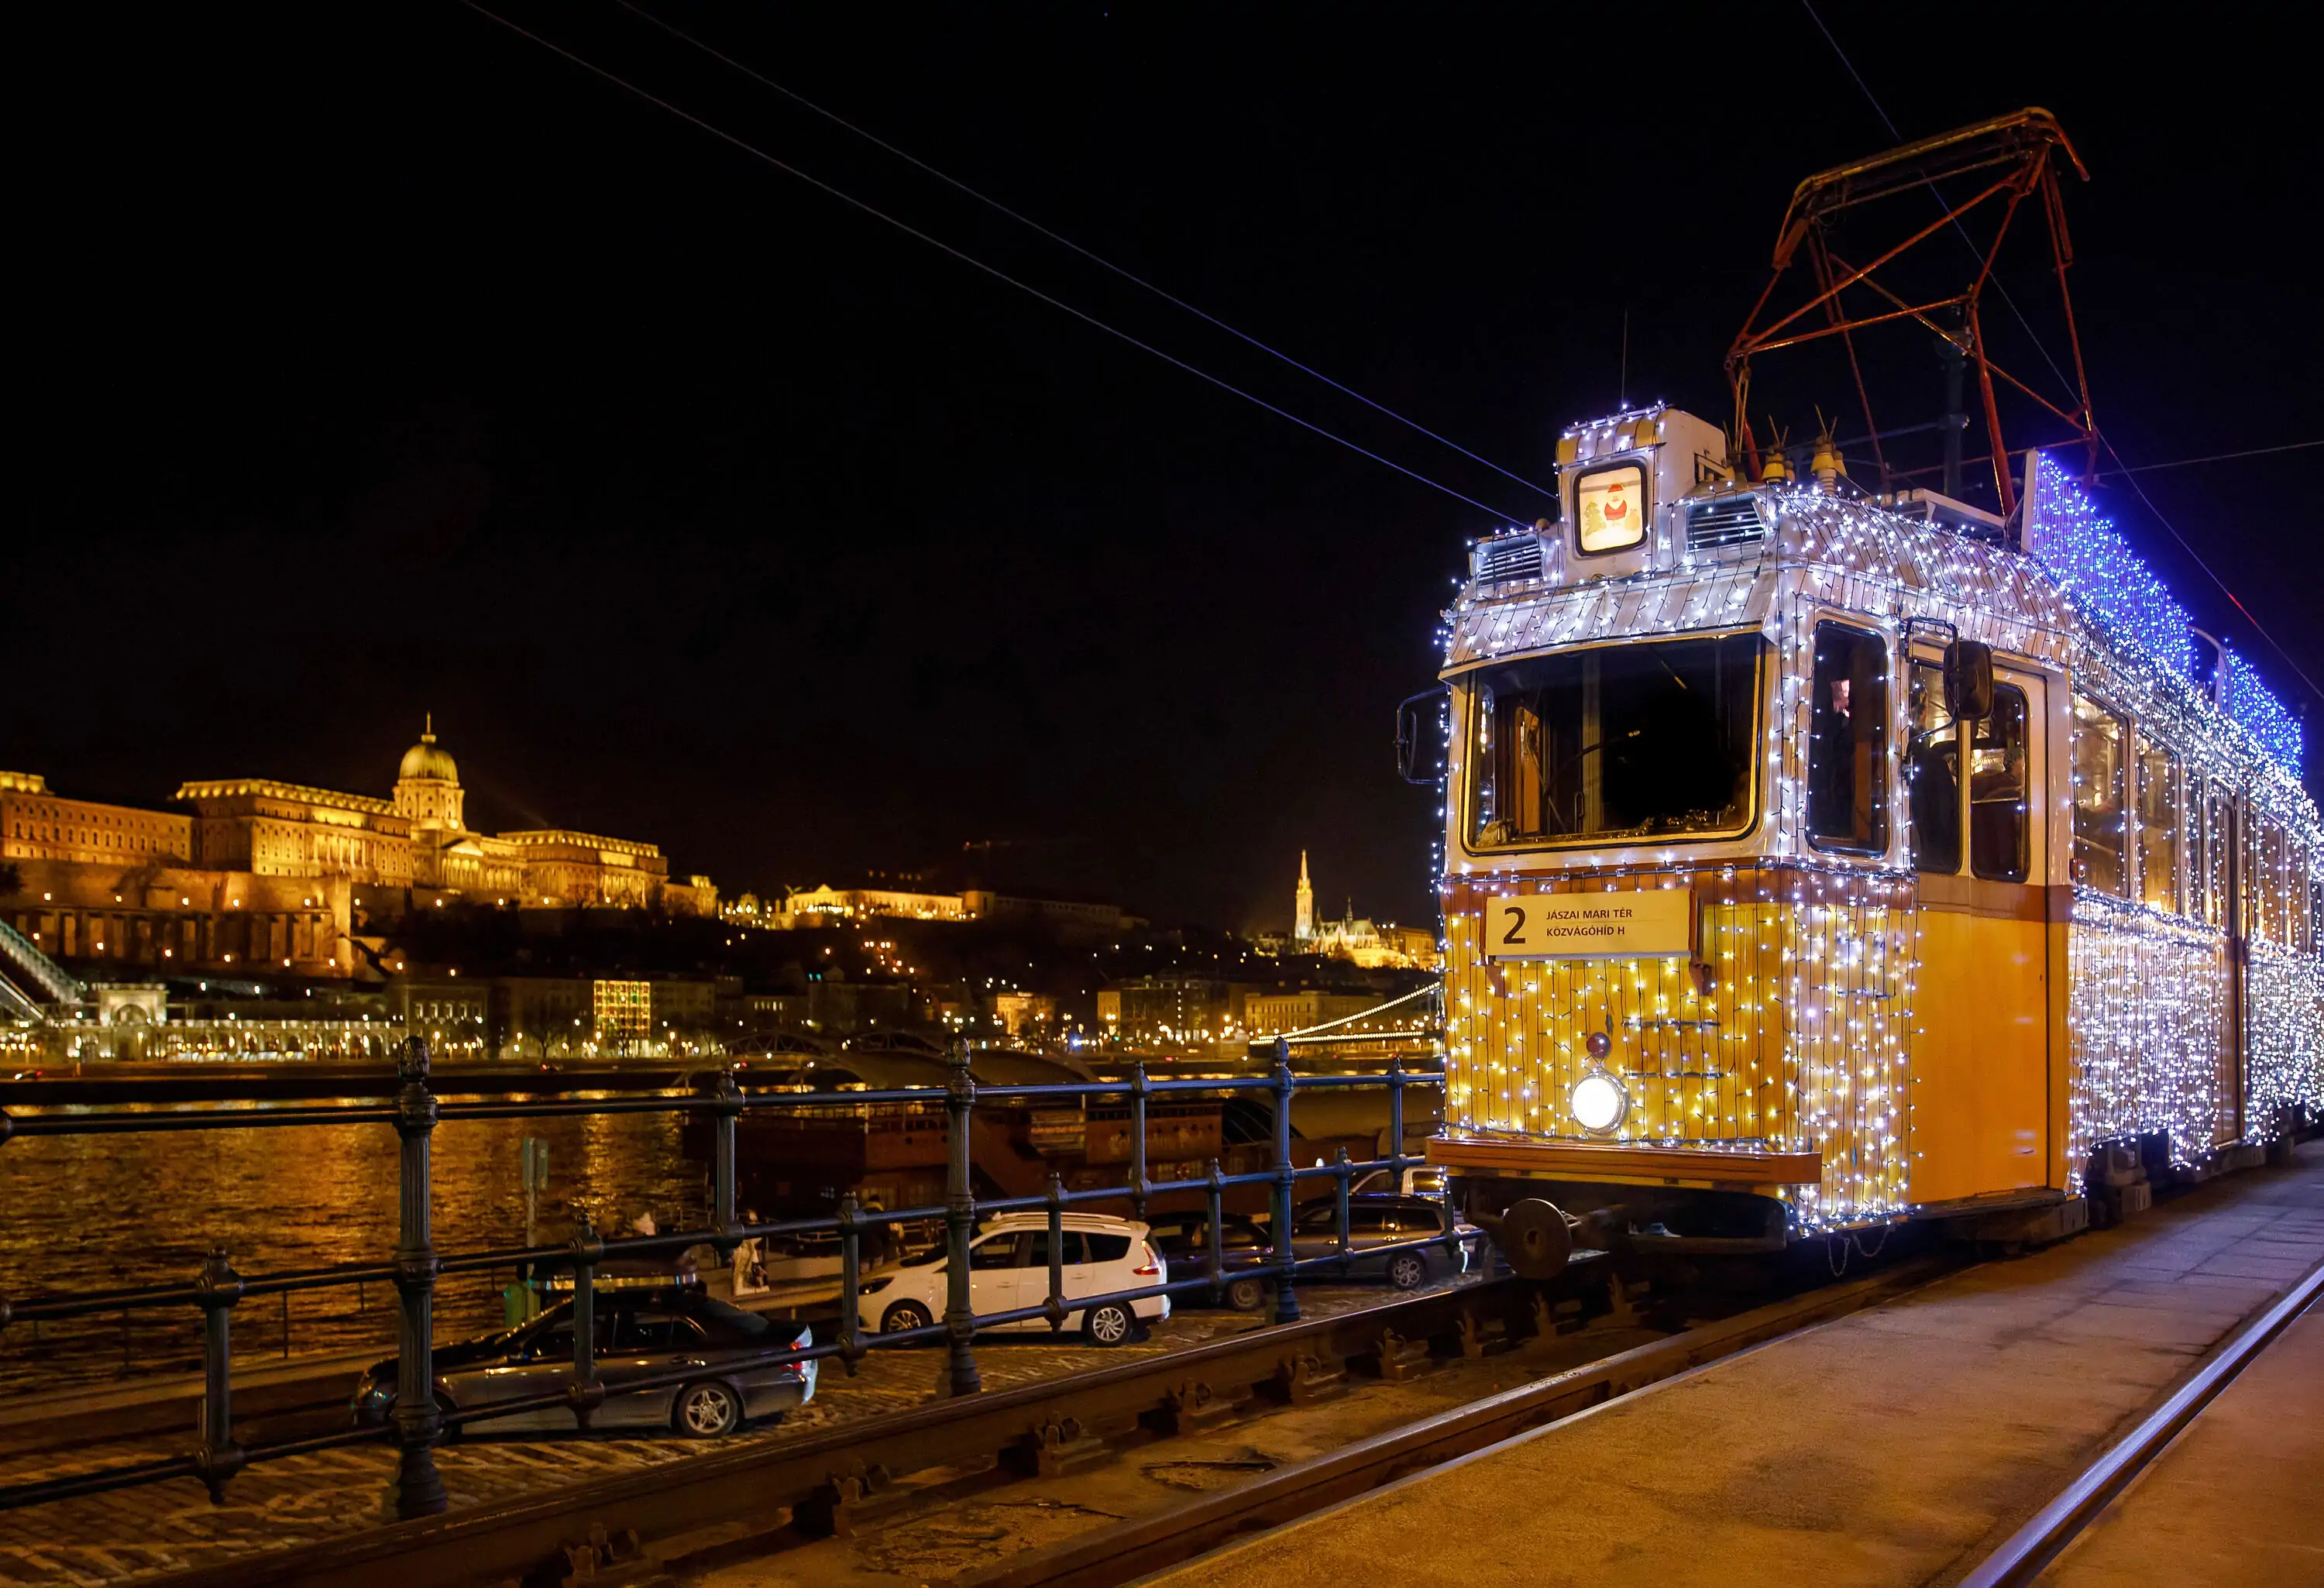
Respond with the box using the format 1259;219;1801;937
1;723;713;979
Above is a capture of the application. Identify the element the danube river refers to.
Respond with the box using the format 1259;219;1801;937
0;1097;711;1395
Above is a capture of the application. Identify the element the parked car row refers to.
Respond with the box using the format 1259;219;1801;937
350;1189;1480;1444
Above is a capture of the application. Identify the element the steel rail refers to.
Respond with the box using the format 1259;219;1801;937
957;1256;1954;1587
1954;1256;2324;1588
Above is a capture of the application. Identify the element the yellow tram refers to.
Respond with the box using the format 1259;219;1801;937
1423;404;2323;1273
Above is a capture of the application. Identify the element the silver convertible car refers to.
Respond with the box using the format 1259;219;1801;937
352;1284;816;1438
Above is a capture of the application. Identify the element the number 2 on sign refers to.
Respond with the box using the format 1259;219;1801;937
1501;903;1529;947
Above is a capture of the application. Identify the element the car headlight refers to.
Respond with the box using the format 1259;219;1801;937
858;1276;892;1296
1570;1068;1628;1134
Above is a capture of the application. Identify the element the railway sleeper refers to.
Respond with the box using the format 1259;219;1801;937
1268;1349;1347;1406
1148;1377;1239;1436
1005;1414;1116;1480
790;1459;896;1538
1363;1326;1435;1382
1455;1306;1517;1359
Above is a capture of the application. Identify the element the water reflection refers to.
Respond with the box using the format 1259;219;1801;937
0;1098;710;1395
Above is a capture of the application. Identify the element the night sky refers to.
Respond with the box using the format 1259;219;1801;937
12;3;2319;933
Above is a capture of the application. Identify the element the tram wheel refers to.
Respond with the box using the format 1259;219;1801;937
1500;1198;1573;1280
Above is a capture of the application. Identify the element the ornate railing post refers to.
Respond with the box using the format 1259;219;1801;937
383;1037;447;1521
192;1248;244;1504
1129;1062;1150;1222
1205;1156;1227;1302
1043;1170;1067;1332
944;1036;982;1397
569;1212;603;1429
1333;1145;1354;1273
1270;1037;1301;1322
712;1066;744;1256
1385;1054;1409;1182
837;1193;864;1377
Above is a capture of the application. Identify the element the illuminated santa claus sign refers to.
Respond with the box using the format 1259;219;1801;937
1575;462;1647;553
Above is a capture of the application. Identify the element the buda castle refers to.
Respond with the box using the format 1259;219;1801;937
2;722;713;981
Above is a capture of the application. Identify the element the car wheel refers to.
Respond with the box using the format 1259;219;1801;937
1226;1277;1266;1312
1386;1252;1428;1291
434;1390;465;1445
1084;1301;1133;1346
881;1299;934;1335
674;1380;742;1438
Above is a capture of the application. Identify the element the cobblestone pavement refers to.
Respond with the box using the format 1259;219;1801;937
0;1276;1483;1586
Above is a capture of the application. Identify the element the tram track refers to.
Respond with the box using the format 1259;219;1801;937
1956;1256;2324;1587
941;1254;1954;1588
134;1249;1952;1588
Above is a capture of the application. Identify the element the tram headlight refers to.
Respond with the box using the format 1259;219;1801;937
1570;1068;1628;1135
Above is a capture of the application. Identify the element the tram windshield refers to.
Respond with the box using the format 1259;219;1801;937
1466;633;1763;848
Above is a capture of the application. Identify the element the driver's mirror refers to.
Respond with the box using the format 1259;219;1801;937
1394;686;1447;785
1944;639;1994;721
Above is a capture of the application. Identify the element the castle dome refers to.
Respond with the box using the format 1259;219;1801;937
398;715;459;783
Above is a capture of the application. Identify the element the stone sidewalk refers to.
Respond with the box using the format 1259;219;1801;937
1146;1143;2324;1588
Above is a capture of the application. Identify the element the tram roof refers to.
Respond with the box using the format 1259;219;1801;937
1443;486;2077;672
1444;481;2315;824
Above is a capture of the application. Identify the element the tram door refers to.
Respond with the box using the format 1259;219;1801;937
1906;658;2051;1202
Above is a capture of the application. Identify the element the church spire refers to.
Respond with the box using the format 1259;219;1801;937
1294;850;1315;942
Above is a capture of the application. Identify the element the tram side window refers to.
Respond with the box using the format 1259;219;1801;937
2135;732;2181;913
2070;693;2127;895
2250;820;2285;946
2295;839;2316;954
2187;775;2209;925
1972;683;2031;883
1906;662;1960;875
2274;826;2295;946
2204;784;2233;930
1807;624;1890;853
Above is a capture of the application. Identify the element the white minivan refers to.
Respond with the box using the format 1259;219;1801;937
855;1212;1168;1346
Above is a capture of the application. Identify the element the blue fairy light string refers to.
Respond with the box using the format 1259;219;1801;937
2028;452;2300;769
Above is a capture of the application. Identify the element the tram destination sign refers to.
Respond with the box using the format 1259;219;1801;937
1483;888;1693;961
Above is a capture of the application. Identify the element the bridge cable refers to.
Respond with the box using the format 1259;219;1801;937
456;1;1532;528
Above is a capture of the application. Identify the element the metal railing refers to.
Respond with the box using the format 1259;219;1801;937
0;1035;1449;1518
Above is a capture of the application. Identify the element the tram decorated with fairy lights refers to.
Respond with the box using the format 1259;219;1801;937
1417;113;2321;1273
1425;407;2322;1271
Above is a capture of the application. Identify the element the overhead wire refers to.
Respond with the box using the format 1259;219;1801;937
612;0;1560;505
2093;438;2324;479
455;1;1533;528
1798;0;2324;710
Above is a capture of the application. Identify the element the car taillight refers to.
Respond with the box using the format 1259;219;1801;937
1133;1242;1160;1277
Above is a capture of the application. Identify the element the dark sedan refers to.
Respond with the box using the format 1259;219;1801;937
1288;1194;1482;1289
1146;1209;1274;1311
352;1284;814;1439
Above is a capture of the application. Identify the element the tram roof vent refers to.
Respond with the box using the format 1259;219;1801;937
1472;532;1546;586
1685;494;1769;553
